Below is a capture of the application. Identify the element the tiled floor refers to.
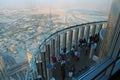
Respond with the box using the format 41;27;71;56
52;46;96;80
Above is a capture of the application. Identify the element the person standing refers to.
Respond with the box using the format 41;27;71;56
61;64;65;80
85;45;89;55
51;55;57;63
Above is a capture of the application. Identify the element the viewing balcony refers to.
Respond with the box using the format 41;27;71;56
28;21;107;80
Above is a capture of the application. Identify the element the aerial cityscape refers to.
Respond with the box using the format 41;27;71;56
0;8;108;63
0;8;108;80
0;0;114;80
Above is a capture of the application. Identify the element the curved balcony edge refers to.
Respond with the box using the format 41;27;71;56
28;20;108;80
38;21;107;51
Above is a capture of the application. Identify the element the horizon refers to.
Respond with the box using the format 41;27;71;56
0;0;112;12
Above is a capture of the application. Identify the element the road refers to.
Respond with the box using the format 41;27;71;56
2;55;28;80
8;61;28;76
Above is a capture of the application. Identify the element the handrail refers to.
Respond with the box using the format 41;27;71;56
39;21;107;51
76;57;114;80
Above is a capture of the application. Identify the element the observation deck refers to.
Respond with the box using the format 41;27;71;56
27;21;107;80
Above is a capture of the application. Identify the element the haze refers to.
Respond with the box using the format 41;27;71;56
0;0;112;11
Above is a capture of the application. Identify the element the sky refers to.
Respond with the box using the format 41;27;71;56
0;0;112;11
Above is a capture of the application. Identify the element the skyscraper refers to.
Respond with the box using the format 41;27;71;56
28;0;120;80
0;56;9;80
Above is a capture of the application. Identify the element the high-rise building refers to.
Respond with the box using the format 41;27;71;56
27;0;120;80
0;56;9;80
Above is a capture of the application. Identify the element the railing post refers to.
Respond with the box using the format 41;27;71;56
36;60;43;76
67;30;73;51
74;28;79;48
41;52;47;79
79;27;85;39
95;24;98;34
50;39;55;56
45;44;50;80
61;33;67;49
84;25;90;40
91;24;96;36
55;35;60;58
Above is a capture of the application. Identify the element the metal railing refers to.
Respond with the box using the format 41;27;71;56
38;21;107;52
27;21;108;80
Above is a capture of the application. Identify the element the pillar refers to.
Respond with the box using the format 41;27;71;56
74;28;79;48
50;39;55;56
61;33;67;49
45;44;50;64
45;44;50;80
41;52;47;79
79;27;85;39
91;24;96;36
84;25;90;40
36;60;43;76
95;24;102;34
67;30;73;50
78;28;81;40
55;35;60;57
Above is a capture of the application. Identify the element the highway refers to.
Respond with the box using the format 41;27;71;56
1;55;28;80
8;61;28;76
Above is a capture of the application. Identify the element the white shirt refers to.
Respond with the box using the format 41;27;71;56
75;51;78;56
61;60;66;65
60;49;64;54
91;43;97;49
75;51;80;57
69;72;73;78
